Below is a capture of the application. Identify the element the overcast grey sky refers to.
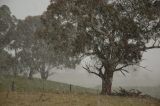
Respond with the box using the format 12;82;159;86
0;0;160;88
0;0;50;19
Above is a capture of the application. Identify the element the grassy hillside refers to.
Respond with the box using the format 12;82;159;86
0;76;96;94
0;76;160;106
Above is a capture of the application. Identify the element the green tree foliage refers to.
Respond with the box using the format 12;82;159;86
0;5;56;79
31;40;56;80
9;16;56;80
13;16;43;79
40;0;160;95
0;5;17;48
0;50;15;75
0;5;18;76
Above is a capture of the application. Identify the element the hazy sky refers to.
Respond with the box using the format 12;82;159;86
0;0;50;19
0;0;160;88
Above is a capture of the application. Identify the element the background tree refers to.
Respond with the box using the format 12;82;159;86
0;5;18;76
31;39;56;80
9;16;43;79
40;0;160;95
0;5;57;81
8;15;57;80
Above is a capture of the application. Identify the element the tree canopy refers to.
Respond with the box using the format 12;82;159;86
0;5;18;76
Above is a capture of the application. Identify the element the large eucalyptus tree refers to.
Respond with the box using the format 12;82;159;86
40;0;160;95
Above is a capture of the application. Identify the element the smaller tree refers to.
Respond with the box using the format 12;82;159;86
31;39;56;80
0;5;18;76
9;16;43;79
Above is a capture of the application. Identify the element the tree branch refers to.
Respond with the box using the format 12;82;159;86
94;64;105;78
145;40;160;50
82;64;102;78
145;45;160;50
121;69;129;73
115;64;133;72
134;64;151;72
120;70;126;76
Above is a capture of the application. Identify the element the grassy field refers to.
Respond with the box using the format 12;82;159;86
0;76;160;106
0;92;160;106
0;76;96;94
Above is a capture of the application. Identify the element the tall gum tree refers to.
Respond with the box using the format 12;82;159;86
40;0;160;95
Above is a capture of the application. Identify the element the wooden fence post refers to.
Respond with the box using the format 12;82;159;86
69;84;72;93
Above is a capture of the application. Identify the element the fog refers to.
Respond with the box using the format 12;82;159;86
1;0;160;88
48;49;160;88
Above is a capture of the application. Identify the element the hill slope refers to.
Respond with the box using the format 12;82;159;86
0;76;96;94
0;76;159;106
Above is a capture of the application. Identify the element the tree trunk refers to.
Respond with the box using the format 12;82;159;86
101;68;114;95
11;80;15;92
40;70;48;80
28;70;33;79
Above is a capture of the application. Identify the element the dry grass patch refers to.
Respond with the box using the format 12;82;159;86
0;92;159;106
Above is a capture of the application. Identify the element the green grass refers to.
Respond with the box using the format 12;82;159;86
0;75;97;94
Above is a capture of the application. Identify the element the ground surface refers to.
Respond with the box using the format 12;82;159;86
0;76;160;106
0;92;160;106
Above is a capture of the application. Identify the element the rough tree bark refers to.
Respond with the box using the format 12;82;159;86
101;67;114;95
83;63;114;95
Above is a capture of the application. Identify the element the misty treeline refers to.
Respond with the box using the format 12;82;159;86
0;0;160;95
0;5;56;80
